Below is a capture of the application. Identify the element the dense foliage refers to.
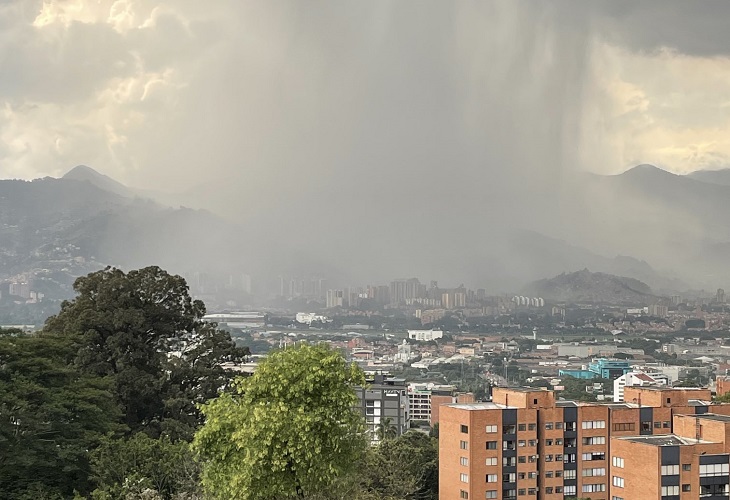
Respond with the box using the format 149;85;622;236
194;343;367;499
0;266;248;498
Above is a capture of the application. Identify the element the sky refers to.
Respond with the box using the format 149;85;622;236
3;1;730;287
2;0;730;190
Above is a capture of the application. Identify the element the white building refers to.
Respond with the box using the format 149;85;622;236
295;312;329;325
407;329;444;341
613;371;670;402
395;340;412;364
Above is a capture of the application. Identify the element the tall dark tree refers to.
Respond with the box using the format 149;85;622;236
44;266;250;438
0;333;123;498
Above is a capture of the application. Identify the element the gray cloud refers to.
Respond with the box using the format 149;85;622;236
3;1;730;289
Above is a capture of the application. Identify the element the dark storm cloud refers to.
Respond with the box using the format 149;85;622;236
592;0;730;56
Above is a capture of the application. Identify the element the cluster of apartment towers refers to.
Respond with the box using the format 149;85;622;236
439;386;730;500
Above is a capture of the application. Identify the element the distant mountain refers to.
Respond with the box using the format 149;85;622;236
578;164;730;289
687;168;730;186
523;269;656;305
0;175;250;297
62;165;136;198
504;230;686;293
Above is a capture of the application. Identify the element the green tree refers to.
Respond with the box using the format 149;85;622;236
43;266;249;438
360;431;438;500
193;343;367;500
89;433;201;499
375;417;398;441
0;333;123;499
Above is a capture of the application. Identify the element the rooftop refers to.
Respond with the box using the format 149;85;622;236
446;402;516;410
619;434;712;446
695;413;730;423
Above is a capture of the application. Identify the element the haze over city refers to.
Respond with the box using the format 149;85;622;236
3;0;730;290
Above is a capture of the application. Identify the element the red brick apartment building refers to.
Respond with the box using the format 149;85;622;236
440;386;730;500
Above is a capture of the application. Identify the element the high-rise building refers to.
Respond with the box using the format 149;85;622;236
439;386;725;500
389;278;424;305
325;289;344;308
718;288;726;304
354;375;410;443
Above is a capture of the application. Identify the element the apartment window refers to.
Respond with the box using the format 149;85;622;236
545;471;553;478
528;440;536;447
503;425;516;434
564;453;576;463
503;440;515;450
503;473;516;483
555;438;563;445
612;456;624;468
612;497;625;500
518;440;526;447
518;423;526;431
555;471;563;478
533;398;538;404
518;472;525;480
564;486;576;496
545;423;553;430
460;490;468;499
555;454;564;462
654;421;662;428
503;457;516;466
661;485;679;496
564;422;576;431
699;463;730;476
461;425;469;434
485;457;497;466
545;487;553;494
528;423;536;430
613;476;624;488
486;474;498;483
518;456;526;463
460;440;468;450
460;457;469;466
486;425;497;433
555;487;562;493
555;422;563;429
582;420;606;429
583;484;606;493
663;421;670;428
546;439;553;446
460;473;468;483
682;484;691;492
563;470;576;480
666;397;671;404
545;454;553;462
612;422;635;432
528;472;537;479
582;452;605;461
583;467;606;477
486;441;497;450
504;489;517;499
661;464;679;475
682;464;691;471
528;455;538;463
517;489;525;496
641;421;652;432
486;492;497;499
582;436;606;445
528;488;536;495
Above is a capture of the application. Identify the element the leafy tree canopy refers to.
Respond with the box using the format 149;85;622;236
194;343;366;500
44;266;249;438
0;333;123;499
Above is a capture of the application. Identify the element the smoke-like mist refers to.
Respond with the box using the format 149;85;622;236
3;1;730;291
